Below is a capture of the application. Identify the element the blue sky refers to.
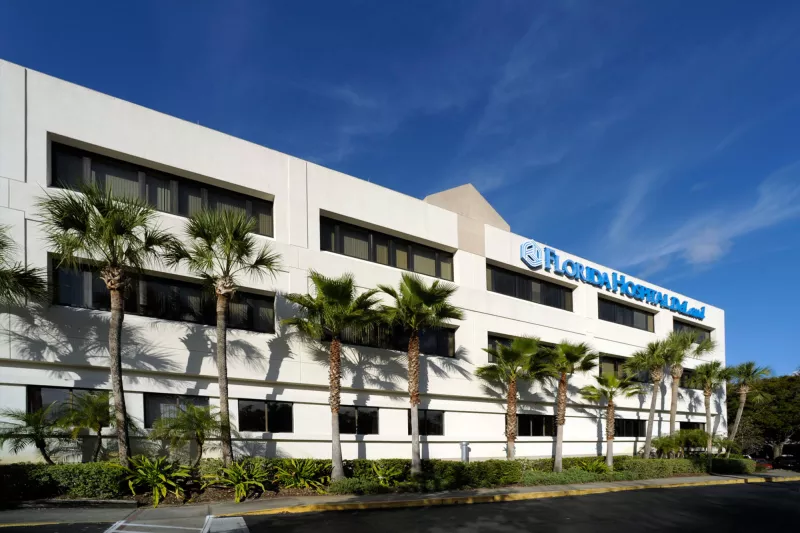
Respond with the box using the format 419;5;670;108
1;1;798;374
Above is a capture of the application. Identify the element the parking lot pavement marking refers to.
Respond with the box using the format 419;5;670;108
202;517;249;533
104;519;209;533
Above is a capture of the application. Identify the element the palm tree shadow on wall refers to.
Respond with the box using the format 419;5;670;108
713;391;727;436
480;379;548;460
6;304;183;389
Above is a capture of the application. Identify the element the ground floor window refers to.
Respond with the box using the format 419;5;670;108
27;386;108;421
144;393;209;428
679;421;705;431
614;419;647;437
517;414;555;437
339;406;379;435
408;409;444;436
238;400;293;433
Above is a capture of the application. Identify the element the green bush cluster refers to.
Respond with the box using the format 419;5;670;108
521;468;641;486
0;462;126;502
614;457;706;477
711;457;756;474
328;477;390;495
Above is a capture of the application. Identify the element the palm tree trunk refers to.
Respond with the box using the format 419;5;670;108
329;338;345;481
554;372;568;473
704;390;712;471
669;367;682;435
606;399;615;469
92;427;103;462
216;293;234;466
644;379;659;459
506;377;518;461
408;331;422;475
108;287;130;467
194;437;204;468
727;389;747;458
37;440;55;465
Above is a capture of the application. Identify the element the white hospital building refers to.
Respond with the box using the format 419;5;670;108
0;60;726;462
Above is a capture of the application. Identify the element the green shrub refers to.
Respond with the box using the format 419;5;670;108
522;468;600;486
371;460;405;487
123;456;191;508
569;457;609;474
614;457;705;478
347;459;410;481
275;458;330;493
202;461;270;503
0;462;127;501
327;477;389;495
711;458;755;475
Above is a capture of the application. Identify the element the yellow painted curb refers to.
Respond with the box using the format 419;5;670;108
0;522;62;529
767;475;800;483
221;478;750;518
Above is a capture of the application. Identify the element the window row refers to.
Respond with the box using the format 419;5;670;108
486;265;573;311
487;334;554;364
598;298;654;332
53;262;275;333
52;143;274;237
320;217;453;281
335;324;455;358
673;320;712;344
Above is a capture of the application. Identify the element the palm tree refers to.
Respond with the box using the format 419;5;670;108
624;340;669;459
476;336;552;460
37;184;175;467
548;342;598;472
282;271;381;481
0;225;47;304
0;405;66;464
59;391;112;462
580;374;643;469
664;330;716;434
164;209;281;466
378;273;463;474
688;361;731;468
727;361;771;455
149;403;223;467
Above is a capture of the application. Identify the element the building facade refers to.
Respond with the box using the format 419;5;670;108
0;60;726;463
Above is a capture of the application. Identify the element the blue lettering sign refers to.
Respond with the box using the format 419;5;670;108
518;239;705;320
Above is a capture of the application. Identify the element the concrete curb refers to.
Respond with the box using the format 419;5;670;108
220;477;772;518
0;499;136;510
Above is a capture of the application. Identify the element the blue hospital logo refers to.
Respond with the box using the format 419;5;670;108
520;240;544;269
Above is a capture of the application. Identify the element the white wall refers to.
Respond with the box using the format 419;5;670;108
0;59;726;463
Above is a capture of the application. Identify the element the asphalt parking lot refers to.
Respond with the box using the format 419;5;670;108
244;481;800;532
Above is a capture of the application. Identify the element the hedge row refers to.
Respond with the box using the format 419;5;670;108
0;455;756;502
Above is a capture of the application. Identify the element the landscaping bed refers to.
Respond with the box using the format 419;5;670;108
0;455;756;507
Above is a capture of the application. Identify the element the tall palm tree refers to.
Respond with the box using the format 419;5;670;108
0;225;47;305
580;374;643;469
548;342;598;472
624;340;669;459
282;271;381;481
378;273;463;474
664;330;716;434
37;184;175;466
59;391;111;462
688;361;731;468
149;403;223;467
0;405;66;464
164;209;281;466
727;361;771;455
476;336;552;460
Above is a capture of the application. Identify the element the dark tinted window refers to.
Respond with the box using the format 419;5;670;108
679;421;705;431
333;325;456;357
408;409;445;436
673;320;712;344
680;369;698;389
614;419;646;437
238;400;293;433
487;334;512;363
144;394;208;428
51;143;273;236
599;355;648;382
517;414;555;437
320;217;453;281
267;401;293;433
27;387;109;422
598;298;654;332
486;265;573;311
339;406;379;435
53;262;274;333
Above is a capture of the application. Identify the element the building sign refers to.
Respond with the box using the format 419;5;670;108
520;240;705;320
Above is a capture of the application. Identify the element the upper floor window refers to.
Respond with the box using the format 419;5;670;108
487;334;553;364
333;324;456;358
408;409;445;436
53;262;275;333
673;320;712;344
144;393;208;428
339;406;379;435
599;355;649;382
320;217;453;281
51;143;274;237
598;298;654;332
517;414;555;437
486;265;573;311
615;419;646;437
680;369;698;389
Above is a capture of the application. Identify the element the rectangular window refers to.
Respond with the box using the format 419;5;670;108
680;369;697;389
598;354;649;382
51;143;274;237
673;320;712;344
487;334;512;364
52;262;275;333
517;414;555;437
237;400;293;433
26;386;107;422
320;216;454;281
679;421;705;431
338;406;379;435
334;324;456;357
486;265;573;311
144;393;208;428
614;418;647;437
598;298;654;332
408;409;445;436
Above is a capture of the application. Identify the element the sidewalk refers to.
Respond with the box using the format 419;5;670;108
1;470;798;529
